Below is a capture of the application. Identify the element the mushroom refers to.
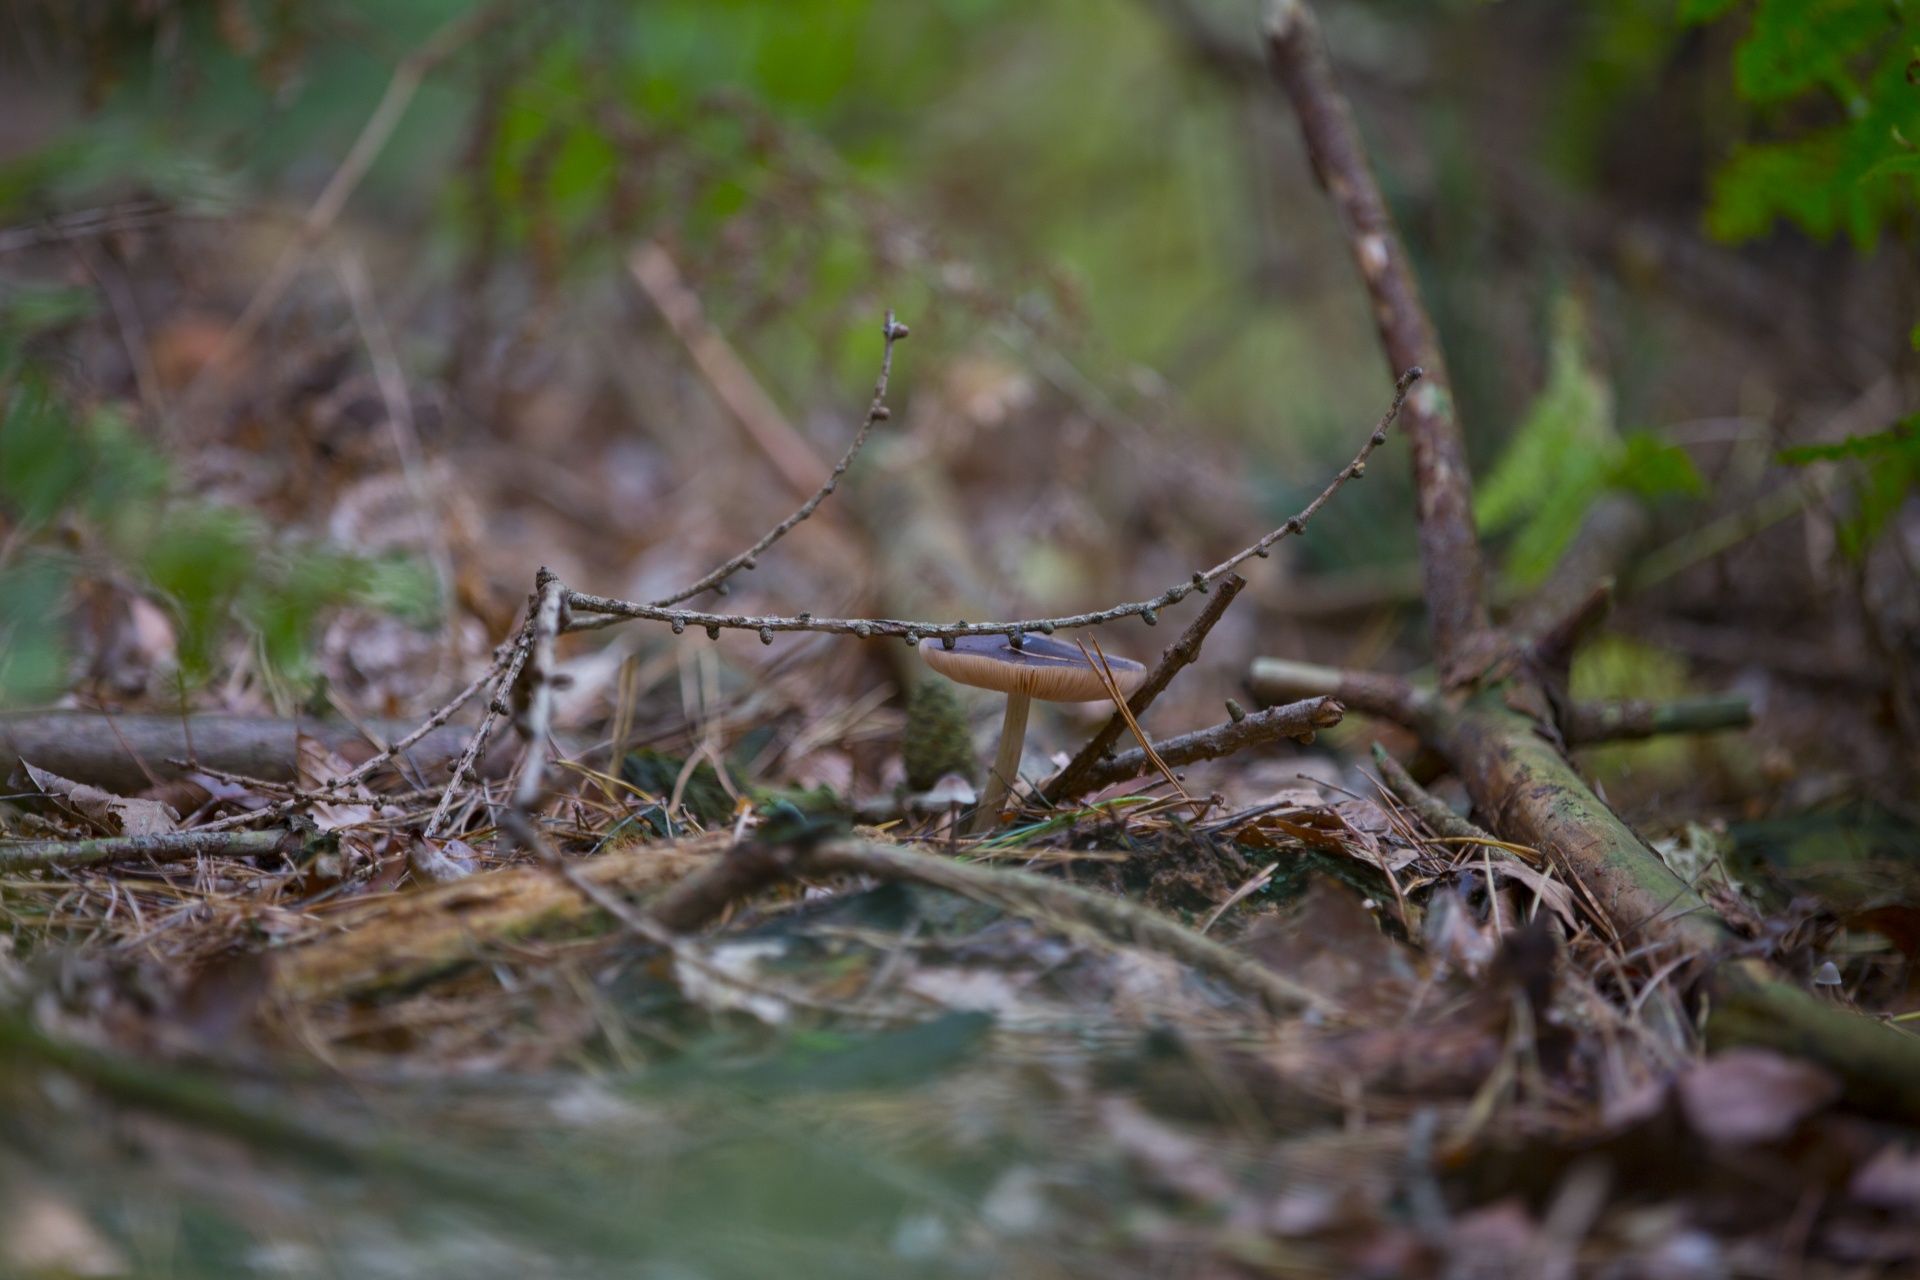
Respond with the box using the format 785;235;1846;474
912;772;978;853
918;633;1147;835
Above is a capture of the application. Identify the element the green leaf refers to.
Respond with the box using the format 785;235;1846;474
1777;420;1915;465
0;376;92;527
143;506;260;678
0;555;71;708
1733;0;1892;106
1477;294;1621;586
1611;430;1706;498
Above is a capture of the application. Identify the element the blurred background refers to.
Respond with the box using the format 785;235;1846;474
6;4;1920;1276
1;0;1916;862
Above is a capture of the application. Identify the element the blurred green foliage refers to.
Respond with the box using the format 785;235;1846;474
1779;417;1920;560
1475;295;1702;587
0;286;434;707
1682;0;1920;249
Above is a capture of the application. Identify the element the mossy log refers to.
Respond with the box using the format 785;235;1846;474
274;837;720;1001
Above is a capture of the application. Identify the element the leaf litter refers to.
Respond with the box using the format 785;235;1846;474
3;141;1919;1280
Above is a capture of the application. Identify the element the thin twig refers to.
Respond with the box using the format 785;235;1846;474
650;312;908;607
564;370;1417;641
0;828;315;874
194;660;503;833
185;4;505;401
1069;696;1345;795
1046;573;1246;802
424;629;534;838
508;571;567;818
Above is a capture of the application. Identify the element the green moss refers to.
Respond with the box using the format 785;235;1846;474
902;678;977;792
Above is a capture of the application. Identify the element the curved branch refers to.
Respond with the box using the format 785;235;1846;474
649;313;908;608
565;371;1417;641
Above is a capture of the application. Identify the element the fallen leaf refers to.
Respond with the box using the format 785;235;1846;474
408;836;477;885
1676;1048;1840;1145
2;1190;129;1277
1850;1143;1920;1213
22;761;178;837
295;733;375;831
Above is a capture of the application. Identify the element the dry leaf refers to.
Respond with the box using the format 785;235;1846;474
408;836;477;885
1676;1048;1840;1145
295;733;375;831
2;1190;129;1277
22;761;178;837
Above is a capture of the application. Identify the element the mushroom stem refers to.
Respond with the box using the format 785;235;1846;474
970;693;1031;835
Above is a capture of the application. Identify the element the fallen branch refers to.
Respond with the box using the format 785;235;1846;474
1249;660;1750;746
275;838;721;1001
1066;696;1346;796
0;708;501;800
1559;695;1753;744
648;313;908;608
650;836;1339;1017
565;369;1416;642
1044;572;1247;802
1246;657;1439;729
0;828;318;875
1252;0;1920;1116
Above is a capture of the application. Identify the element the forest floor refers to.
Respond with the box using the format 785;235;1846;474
4;87;1920;1280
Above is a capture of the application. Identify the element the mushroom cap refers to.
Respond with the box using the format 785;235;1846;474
918;633;1147;702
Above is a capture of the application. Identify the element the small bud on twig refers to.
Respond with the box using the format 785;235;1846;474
1226;698;1247;722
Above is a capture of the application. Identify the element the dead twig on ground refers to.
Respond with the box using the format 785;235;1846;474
1067;697;1346;796
648;836;1340;1017
651;313;908;608
1045;573;1248;802
0;828;316;874
565;370;1415;642
0;705;498;801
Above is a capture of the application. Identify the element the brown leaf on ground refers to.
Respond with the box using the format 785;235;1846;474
22;761;179;837
0;1187;129;1277
294;733;375;831
1244;876;1426;1019
1676;1048;1842;1146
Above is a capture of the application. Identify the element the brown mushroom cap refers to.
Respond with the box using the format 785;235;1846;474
917;634;1146;702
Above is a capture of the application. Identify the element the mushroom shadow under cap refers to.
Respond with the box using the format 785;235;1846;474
918;634;1146;702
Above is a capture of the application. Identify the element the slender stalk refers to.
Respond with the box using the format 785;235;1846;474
970;693;1031;836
